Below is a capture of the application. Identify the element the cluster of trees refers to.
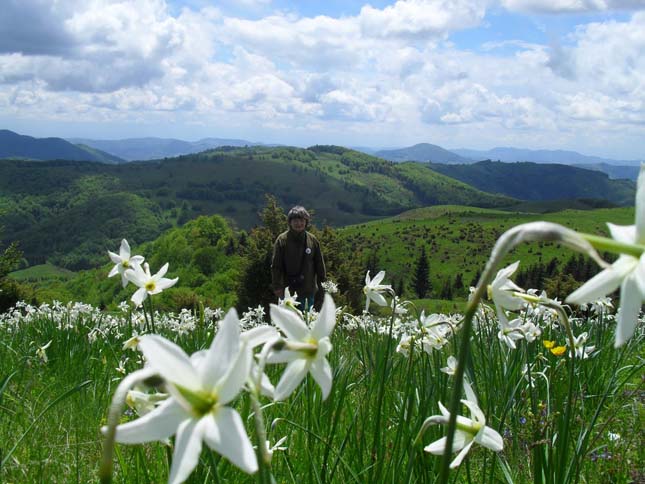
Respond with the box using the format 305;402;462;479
0;235;30;311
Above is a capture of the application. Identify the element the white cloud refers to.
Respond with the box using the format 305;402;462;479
0;0;184;91
501;0;645;13
359;0;487;38
1;0;644;158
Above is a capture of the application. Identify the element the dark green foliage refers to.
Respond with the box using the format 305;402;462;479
57;214;242;311
512;253;603;299
317;225;365;311
428;160;635;205
452;272;464;295
236;195;287;312
0;239;30;311
0;146;516;272
543;273;581;299
438;277;453;299
393;277;405;298
413;246;430;298
307;145;349;155
235;195;368;313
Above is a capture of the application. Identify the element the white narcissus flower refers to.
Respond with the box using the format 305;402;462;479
567;164;645;347
488;261;526;318
105;309;258;483
125;389;168;417
396;334;413;356
363;270;392;312
191;325;279;399
125;262;178;307
440;356;458;376
108;239;144;288
569;332;596;359
390;296;408;315
497;312;525;350
321;280;338;294
521;321;542;343
241;325;280;399
36;340;52;363
423;399;503;469
278;287;301;311
268;294;337;401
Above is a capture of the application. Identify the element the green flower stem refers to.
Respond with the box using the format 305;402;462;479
580;232;645;259
99;368;158;484
252;339;282;484
249;389;272;484
438;281;485;484
148;297;156;333
439;221;593;484
141;305;150;332
524;344;542;484
369;288;398;482
538;299;576;484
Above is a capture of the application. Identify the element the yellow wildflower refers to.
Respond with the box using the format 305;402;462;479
542;340;555;349
550;346;566;356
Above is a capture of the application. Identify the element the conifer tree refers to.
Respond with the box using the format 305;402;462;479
452;273;464;295
236;195;286;312
413;245;430;299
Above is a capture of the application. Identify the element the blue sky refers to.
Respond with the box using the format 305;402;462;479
1;0;644;160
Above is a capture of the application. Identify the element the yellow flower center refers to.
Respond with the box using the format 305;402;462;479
122;260;130;268
176;384;218;417
456;420;482;435
145;281;156;292
301;337;318;358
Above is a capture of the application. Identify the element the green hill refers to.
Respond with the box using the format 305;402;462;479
0;129;125;163
374;142;471;163
13;204;635;313
427;160;635;204
0;146;514;270
339;204;634;305
48;214;243;310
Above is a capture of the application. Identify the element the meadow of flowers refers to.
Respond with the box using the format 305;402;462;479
1;171;644;483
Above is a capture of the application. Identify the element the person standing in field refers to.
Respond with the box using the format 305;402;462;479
271;206;326;310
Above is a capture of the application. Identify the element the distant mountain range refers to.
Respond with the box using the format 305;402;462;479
452;146;641;167
374;143;472;164
0;129;124;163
361;143;641;180
67;136;267;161
1;128;641;179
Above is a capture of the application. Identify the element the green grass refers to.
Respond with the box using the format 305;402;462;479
9;263;75;281
0;297;642;483
339;205;635;298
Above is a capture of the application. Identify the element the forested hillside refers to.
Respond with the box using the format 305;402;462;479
427;160;635;203
0;129;124;163
0;146;514;270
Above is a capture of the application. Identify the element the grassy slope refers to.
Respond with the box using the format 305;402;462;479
339;205;634;309
9;263;75;281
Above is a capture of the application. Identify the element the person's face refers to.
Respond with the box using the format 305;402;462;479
289;217;306;232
